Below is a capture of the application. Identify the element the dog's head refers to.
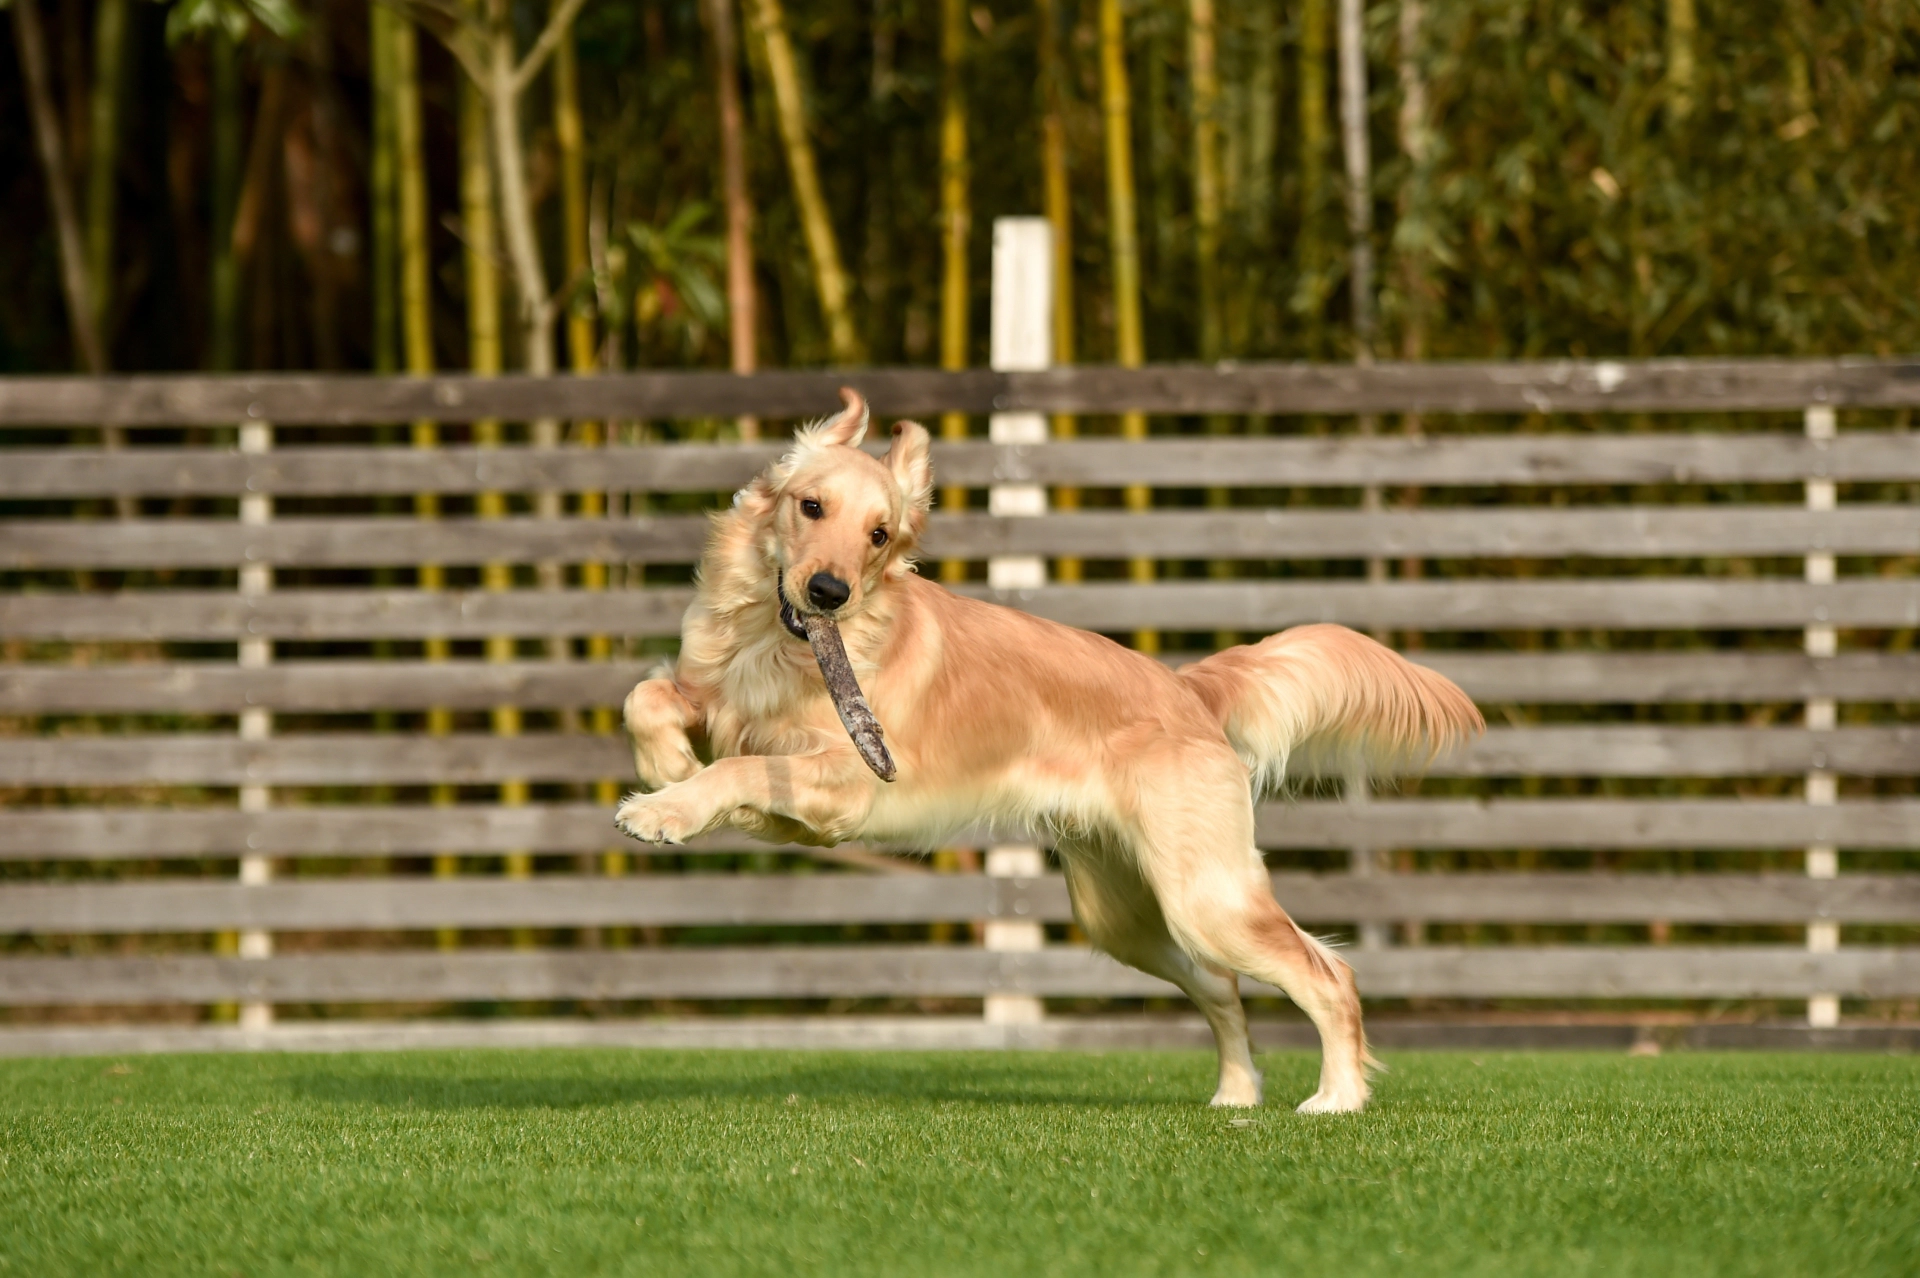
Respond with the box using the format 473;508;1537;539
739;388;933;635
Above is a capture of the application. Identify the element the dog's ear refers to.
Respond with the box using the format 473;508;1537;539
885;419;934;537
797;386;870;450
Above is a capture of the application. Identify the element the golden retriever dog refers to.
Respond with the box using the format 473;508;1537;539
616;389;1482;1111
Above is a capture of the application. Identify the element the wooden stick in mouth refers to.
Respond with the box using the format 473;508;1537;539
799;613;898;781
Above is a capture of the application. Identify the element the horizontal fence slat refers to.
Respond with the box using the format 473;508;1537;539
6;727;1917;786
9;507;1920;569
2;360;1917;426
1;800;1916;861
0;660;655;713
6;653;1916;715
3;945;1917;1005
8;872;1919;935
9;433;1920;499
1255;800;1920;849
8;579;1919;640
1409;652;1920;705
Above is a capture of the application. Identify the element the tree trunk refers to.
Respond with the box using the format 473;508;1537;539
85;0;126;343
750;0;861;363
209;27;243;372
12;0;105;372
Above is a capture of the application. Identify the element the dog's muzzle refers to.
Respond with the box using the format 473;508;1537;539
777;583;809;640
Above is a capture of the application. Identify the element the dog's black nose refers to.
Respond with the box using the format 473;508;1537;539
806;572;851;611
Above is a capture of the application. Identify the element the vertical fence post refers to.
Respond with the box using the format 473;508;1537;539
981;217;1053;1026
1804;403;1839;1028
237;418;274;1030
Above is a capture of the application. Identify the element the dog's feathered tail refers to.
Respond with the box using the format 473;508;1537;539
1178;624;1483;797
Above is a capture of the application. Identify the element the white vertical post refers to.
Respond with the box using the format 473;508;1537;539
983;217;1052;1026
238;419;274;1031
1803;405;1839;1028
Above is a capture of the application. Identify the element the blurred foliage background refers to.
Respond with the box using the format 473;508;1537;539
2;0;1916;379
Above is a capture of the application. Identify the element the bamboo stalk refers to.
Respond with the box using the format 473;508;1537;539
11;0;105;372
1393;0;1432;657
1666;0;1697;126
393;13;460;947
1191;0;1236;648
1337;0;1375;361
457;44;533;948
938;0;971;585
369;2;398;375
552;13;618;922
750;0;862;363
704;0;758;437
1298;0;1329;333
1100;0;1154;653
85;0;126;341
1190;0;1222;363
1244;4;1278;257
1339;0;1388;946
1037;0;1080;583
209;28;243;373
554;14;593;377
484;0;557;376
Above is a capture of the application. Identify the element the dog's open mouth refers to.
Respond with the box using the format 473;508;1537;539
777;584;809;641
778;583;896;782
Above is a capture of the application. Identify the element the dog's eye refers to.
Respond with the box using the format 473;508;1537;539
799;498;823;520
871;527;889;548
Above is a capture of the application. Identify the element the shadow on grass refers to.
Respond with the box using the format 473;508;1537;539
280;1052;1242;1112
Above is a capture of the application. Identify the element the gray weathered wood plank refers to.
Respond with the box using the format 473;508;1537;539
1253;799;1920;849
5;653;1914;715
2;800;1917;860
2;944;1915;1004
8;433;1920;498
7;871;1917;934
1409;652;1920;705
9;506;1919;569
2;359;1918;425
0;660;655;713
6;727;1916;786
8;579;1918;641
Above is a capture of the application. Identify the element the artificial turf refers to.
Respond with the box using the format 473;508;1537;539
3;1047;1916;1276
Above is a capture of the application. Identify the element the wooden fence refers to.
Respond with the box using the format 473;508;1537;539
3;359;1918;1054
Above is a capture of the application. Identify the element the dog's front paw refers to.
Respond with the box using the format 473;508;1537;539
614;791;703;844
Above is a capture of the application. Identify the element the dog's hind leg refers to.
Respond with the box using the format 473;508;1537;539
1059;844;1262;1107
1151;866;1373;1113
1127;753;1375;1114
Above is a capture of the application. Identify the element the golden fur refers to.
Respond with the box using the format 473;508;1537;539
616;389;1483;1110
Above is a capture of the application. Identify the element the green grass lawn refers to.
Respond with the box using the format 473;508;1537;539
3;1047;1916;1277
